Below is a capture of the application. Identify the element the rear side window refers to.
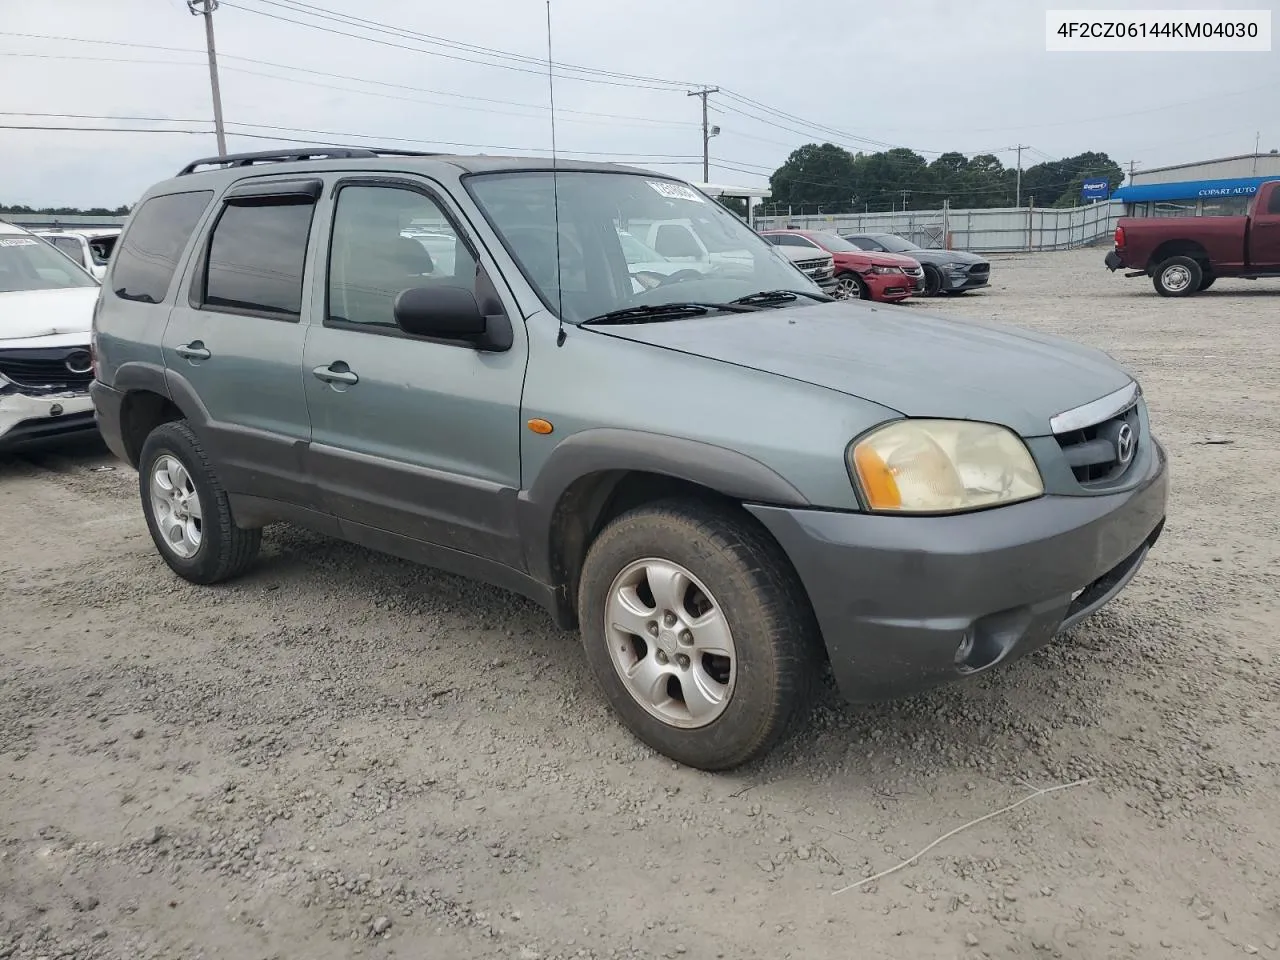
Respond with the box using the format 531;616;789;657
1269;189;1280;215
111;191;213;303
49;236;85;266
202;201;315;317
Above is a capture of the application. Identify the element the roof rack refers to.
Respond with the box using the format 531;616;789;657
177;146;439;176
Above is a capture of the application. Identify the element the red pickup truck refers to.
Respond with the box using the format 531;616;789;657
1104;179;1280;296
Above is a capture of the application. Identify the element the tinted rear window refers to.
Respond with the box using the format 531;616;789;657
203;202;314;316
111;191;213;303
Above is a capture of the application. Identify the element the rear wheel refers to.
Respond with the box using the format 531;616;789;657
1152;256;1202;297
577;499;820;771
139;421;261;584
837;271;869;300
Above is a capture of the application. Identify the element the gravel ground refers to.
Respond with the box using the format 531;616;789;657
2;246;1278;960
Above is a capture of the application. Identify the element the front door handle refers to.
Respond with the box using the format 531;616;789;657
312;362;359;386
175;341;211;361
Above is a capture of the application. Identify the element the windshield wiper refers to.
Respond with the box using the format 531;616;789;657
730;288;832;306
582;301;758;325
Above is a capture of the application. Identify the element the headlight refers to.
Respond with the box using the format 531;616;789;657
848;419;1044;514
947;262;971;272
868;265;903;275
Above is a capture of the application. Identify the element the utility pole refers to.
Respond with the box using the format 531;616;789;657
1014;144;1026;207
900;188;910;210
687;86;719;183
1254;132;1261;173
1128;159;1137;184
188;0;227;156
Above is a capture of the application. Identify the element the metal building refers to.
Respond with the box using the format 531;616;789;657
1112;152;1280;218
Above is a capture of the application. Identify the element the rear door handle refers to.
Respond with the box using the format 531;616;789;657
175;341;211;361
312;362;359;386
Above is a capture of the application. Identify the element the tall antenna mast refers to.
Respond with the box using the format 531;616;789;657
546;0;566;347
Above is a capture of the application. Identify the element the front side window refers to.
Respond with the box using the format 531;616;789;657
0;234;97;293
1268;190;1280;215
328;184;478;328
202;200;315;317
112;190;213;303
467;171;819;323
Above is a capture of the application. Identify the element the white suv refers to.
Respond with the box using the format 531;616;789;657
32;228;121;281
0;221;102;449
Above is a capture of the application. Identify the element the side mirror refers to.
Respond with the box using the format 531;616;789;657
393;285;487;340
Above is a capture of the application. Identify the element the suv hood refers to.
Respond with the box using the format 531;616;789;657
587;300;1131;437
0;287;98;344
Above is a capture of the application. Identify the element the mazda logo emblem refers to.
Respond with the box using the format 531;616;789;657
1116;423;1135;465
64;350;93;375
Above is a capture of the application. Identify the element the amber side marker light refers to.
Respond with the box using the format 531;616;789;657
527;418;554;435
852;444;902;510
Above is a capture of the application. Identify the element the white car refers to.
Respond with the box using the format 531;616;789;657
0;221;102;449
31;228;121;282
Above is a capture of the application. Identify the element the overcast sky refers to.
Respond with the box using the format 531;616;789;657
1;0;1276;208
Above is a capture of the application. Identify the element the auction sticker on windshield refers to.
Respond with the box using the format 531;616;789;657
647;181;705;203
0;238;40;247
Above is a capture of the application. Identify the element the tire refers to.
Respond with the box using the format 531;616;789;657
922;265;943;296
1197;274;1216;292
1152;256;1202;297
577;498;821;771
138;420;261;584
837;271;869;300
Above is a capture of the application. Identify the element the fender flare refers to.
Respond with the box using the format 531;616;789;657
517;427;809;585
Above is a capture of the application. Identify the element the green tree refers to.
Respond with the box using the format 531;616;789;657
768;143;860;213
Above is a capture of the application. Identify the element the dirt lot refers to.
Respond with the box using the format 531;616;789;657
2;246;1278;960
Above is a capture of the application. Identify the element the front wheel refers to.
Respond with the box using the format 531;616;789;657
577;499;820;771
837;271;869;300
922;265;943;296
1152;256;1202;297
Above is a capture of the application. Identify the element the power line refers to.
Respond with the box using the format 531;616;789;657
0;112;705;161
0;34;700;126
215;0;686;91
239;0;698;89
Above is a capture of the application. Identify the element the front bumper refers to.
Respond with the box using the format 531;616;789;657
864;273;913;302
0;388;98;450
944;266;990;290
746;438;1168;702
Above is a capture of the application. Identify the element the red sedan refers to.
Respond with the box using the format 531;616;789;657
760;229;924;302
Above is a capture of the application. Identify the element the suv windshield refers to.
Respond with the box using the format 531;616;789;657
467;171;820;322
0;234;98;293
873;234;921;253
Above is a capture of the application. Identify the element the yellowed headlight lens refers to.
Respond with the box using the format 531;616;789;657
850;419;1044;513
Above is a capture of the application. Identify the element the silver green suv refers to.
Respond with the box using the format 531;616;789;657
91;147;1168;771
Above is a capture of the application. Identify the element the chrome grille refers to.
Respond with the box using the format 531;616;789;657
1052;385;1143;487
0;347;93;390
